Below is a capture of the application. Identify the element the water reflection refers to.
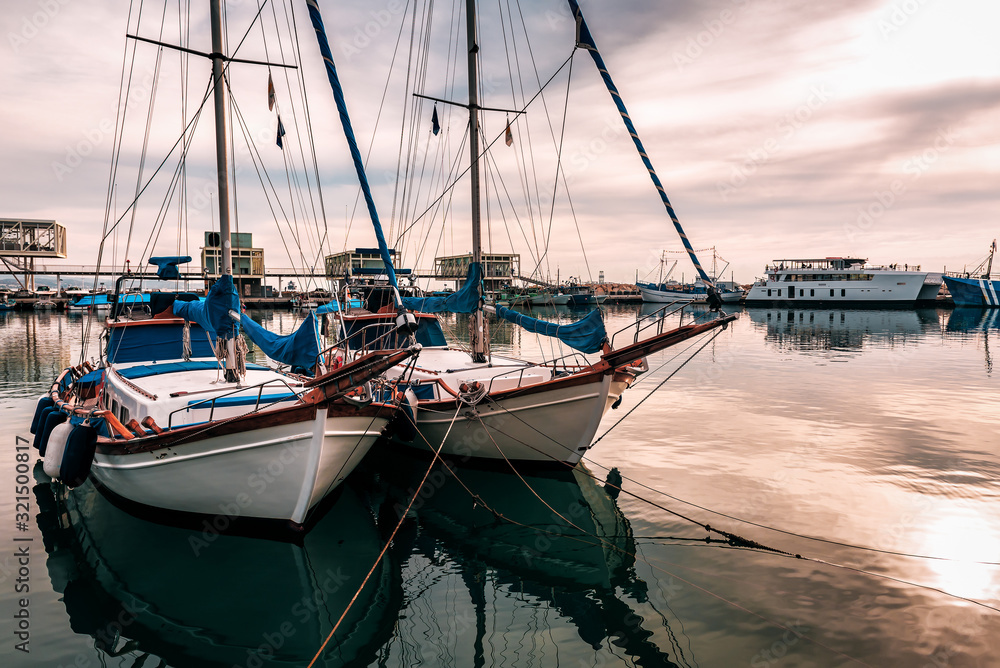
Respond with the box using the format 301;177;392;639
36;469;401;667
376;449;688;667
747;307;940;353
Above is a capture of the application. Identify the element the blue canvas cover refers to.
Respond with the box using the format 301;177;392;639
315;299;362;314
148;256;192;280
173;274;240;339
402;263;482;314
240;312;320;371
493;305;608;354
107;322;216;363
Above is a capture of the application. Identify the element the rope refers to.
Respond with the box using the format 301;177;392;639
449;413;871;667
305;403;464;668
591;327;724;447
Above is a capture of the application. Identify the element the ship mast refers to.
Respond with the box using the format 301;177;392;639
209;0;238;381
209;0;232;278
466;0;487;362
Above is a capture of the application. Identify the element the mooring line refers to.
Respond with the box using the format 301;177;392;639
305;402;463;668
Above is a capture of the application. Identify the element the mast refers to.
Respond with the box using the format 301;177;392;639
209;0;232;278
209;0;240;382
466;0;487;361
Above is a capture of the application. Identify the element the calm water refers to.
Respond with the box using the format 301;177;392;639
2;305;999;667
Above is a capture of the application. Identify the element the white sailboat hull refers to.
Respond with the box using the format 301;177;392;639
91;412;387;523
403;370;632;465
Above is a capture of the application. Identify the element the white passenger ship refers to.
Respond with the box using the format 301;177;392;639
744;257;942;305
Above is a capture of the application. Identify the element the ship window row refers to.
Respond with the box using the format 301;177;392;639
781;274;873;282
766;288;848;298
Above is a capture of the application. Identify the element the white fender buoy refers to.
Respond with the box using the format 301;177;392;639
43;422;74;479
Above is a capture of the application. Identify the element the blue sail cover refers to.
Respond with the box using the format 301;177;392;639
173;274;240;339
148;256;192;280
402;263;483;314
240;312;320;371
305;0;399;298
566;0;714;291
494;305;607;354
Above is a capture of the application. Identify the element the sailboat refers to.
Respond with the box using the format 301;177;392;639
305;0;736;465
943;240;1000;306
28;0;419;528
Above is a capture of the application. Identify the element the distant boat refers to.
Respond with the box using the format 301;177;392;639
67;293;113;311
744;257;941;305
638;248;743;304
33;298;57;311
942;241;1000;307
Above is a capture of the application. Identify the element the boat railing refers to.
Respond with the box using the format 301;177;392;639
608;302;688;350
321;321;406;364
481;351;591;396
167;378;305;429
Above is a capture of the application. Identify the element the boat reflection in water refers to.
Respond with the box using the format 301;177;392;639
36;468;400;667
746;307;941;353
377;448;687;667
946;307;1000;373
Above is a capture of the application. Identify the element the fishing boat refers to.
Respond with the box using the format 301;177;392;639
744;257;941;305
638;248;743;303
942;241;1000;306
305;0;736;465
27;0;419;528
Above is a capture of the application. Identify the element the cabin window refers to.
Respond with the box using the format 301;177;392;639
799;289;804;297
119;405;130;424
841;289;846;297
830;289;834;297
111;398;119;418
810;289;814;297
777;289;782;297
767;289;772;297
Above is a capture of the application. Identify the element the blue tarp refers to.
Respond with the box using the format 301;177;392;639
494;305;608;354
173;274;240;340
107;322;216;363
239;312;321;371
315;298;363;314
402;263;482;313
148;256;192;280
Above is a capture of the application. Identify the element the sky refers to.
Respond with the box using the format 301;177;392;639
1;0;998;287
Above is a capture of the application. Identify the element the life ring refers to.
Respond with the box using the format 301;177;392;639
33;406;57;450
30;396;55;434
38;410;68;456
60;425;98;488
43;422;73;478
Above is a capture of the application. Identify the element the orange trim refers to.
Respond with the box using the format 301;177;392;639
106;317;188;329
140;416;164;434
95;410;135;440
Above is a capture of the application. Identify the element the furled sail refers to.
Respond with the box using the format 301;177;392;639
402;263;483;314
239;312;321;372
173;274;240;339
493;305;608;354
566;0;716;298
304;0;399;296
